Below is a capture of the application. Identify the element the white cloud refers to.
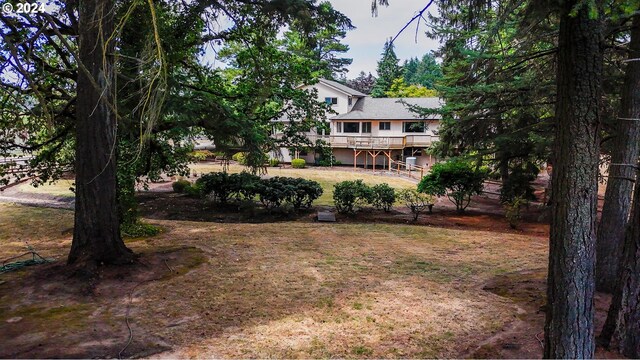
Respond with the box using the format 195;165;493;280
327;0;441;77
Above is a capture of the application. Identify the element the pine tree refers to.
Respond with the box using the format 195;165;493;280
371;40;403;97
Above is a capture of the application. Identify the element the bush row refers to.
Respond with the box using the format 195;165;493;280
174;172;323;211
333;180;397;214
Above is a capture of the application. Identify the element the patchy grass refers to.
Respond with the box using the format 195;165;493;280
17;180;75;198
0;203;549;358
190;163;417;206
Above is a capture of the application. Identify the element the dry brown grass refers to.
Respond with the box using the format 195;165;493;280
0;202;548;358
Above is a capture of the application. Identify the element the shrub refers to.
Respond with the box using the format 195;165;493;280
418;158;487;212
189;150;214;162
257;177;295;210
287;178;323;210
371;183;396;212
333;180;373;214
172;179;191;193
229;172;261;201
232;152;248;165
256;177;323;210
184;183;202;197
196;172;232;203
398;189;434;221
291;158;306;169
505;196;528;229
269;158;280;167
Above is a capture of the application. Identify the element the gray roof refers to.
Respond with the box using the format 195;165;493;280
318;78;367;97
332;97;442;120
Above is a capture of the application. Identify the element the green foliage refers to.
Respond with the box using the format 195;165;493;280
504;196;528;229
269;158;280;167
371;41;403;98
257;176;323;210
333;180;374;214
314;139;339;166
232;152;248;165
371;183;396;212
121;221;161;238
184;183;202;197
385;78;438;98
418;159;487;212
197;172;233;203
398;189;434;221
229;172;262;201
402;53;443;89
500;162;539;203
189;150;214;162
172;179;192;193
291;158;306;169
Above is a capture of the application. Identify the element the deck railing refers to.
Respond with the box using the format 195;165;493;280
272;133;439;149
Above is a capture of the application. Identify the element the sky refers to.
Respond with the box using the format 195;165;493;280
326;0;441;77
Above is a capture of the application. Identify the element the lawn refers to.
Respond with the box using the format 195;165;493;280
0;202;549;358
16;179;75;198
190;163;417;206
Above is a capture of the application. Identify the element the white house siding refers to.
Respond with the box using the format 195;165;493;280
313;82;352;115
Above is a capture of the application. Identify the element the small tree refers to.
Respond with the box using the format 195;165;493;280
418;159;487;212
398;189;434;221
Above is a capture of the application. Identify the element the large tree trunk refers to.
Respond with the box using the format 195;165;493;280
599;16;640;358
599;164;640;358
68;0;134;268
596;15;640;293
543;1;603;358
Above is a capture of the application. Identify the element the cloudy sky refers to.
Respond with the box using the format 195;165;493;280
326;0;441;76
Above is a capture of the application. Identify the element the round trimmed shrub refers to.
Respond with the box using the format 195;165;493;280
291;158;306;169
172;179;191;193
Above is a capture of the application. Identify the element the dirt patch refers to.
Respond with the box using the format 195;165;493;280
0;246;206;358
474;270;622;359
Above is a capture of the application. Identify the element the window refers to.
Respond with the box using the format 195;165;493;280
348;97;353;106
403;121;425;133
362;122;372;133
343;122;359;133
325;97;338;105
379;122;391;130
336;122;342;133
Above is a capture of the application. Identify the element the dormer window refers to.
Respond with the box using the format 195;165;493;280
325;97;338;105
348;97;352;106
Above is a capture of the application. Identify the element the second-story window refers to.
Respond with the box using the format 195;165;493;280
343;122;359;133
403;121;425;133
325;97;338;105
362;122;372;133
348;97;352;106
379;122;391;130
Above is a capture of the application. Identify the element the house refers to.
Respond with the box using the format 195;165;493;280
275;79;441;169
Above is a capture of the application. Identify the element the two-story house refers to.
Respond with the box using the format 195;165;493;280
275;78;441;169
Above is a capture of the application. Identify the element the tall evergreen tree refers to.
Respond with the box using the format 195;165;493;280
596;14;640;293
544;1;603;357
371;40;403;97
599;14;640;358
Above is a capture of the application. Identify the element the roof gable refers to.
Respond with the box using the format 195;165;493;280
317;78;367;97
